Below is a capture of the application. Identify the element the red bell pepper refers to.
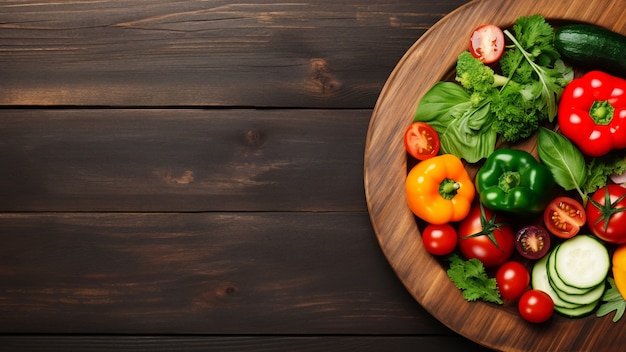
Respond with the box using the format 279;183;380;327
558;70;626;157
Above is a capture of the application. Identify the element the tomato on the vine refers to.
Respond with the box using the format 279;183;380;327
543;197;586;239
403;122;440;160
586;184;626;244
469;24;505;64
518;289;554;323
422;223;457;256
457;204;514;268
495;261;530;300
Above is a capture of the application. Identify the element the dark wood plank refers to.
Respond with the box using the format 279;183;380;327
0;336;492;352
0;211;448;335
0;0;470;107
0;109;368;212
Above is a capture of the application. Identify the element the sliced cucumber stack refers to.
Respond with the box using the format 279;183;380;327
532;235;610;318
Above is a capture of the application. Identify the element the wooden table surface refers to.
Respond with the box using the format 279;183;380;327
0;1;494;350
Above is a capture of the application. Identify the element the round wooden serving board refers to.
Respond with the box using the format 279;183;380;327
364;0;626;351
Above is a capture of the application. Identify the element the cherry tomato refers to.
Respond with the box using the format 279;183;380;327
422;223;457;256
586;185;626;244
495;261;530;300
457;205;514;268
518;289;554;323
469;24;505;64
403;122;440;160
515;225;550;260
543;197;586;239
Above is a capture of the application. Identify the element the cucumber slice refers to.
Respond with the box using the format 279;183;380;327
556;281;605;306
531;255;579;309
553;235;610;290
547;245;593;295
554;300;599;318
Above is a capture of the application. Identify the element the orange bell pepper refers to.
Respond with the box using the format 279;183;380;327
406;154;475;225
613;244;626;300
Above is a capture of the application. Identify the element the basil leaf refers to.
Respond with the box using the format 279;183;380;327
537;127;587;200
414;82;469;128
414;82;496;163
439;103;497;163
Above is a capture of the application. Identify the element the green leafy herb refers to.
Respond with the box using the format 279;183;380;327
596;278;626;322
491;15;573;142
583;151;626;195
414;82;497;163
502;15;572;122
537;127;588;203
446;253;502;304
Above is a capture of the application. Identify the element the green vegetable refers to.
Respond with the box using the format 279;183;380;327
537;127;588;204
446;253;502;304
492;15;573;142
555;24;626;78
415;15;572;157
414;82;496;163
596;277;626;322
475;148;555;213
503;15;571;119
455;51;509;106
583;151;626;195
533;237;609;318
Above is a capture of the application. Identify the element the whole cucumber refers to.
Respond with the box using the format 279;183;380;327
554;24;626;77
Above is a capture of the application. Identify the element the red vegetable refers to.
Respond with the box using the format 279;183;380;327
496;261;530;300
421;223;457;256
586;184;626;244
518;289;554;323
515;225;550;260
457;204;514;268
403;122;440;160
558;70;626;157
469;24;505;64
543;197;586;239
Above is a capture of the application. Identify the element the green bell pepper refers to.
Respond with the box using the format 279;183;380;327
475;148;555;213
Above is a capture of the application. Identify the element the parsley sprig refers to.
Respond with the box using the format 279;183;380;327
446;254;502;304
596;277;626;322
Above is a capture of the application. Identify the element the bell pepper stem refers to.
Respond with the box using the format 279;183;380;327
589;100;614;125
498;171;521;193
439;178;460;200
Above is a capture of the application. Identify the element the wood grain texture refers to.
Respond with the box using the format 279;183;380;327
0;212;442;335
0;335;490;352
0;109;368;212
0;0;467;108
0;0;494;350
364;0;626;351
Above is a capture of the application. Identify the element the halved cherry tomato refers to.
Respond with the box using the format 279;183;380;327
518;289;554;323
515;225;550;260
496;261;530;301
469;24;505;64
403;122;440;160
543;197;586;239
421;223;457;256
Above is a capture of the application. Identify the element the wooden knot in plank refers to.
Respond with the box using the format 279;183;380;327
244;128;265;147
308;58;341;96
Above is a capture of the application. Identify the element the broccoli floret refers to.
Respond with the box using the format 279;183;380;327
455;51;495;91
455;51;510;105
